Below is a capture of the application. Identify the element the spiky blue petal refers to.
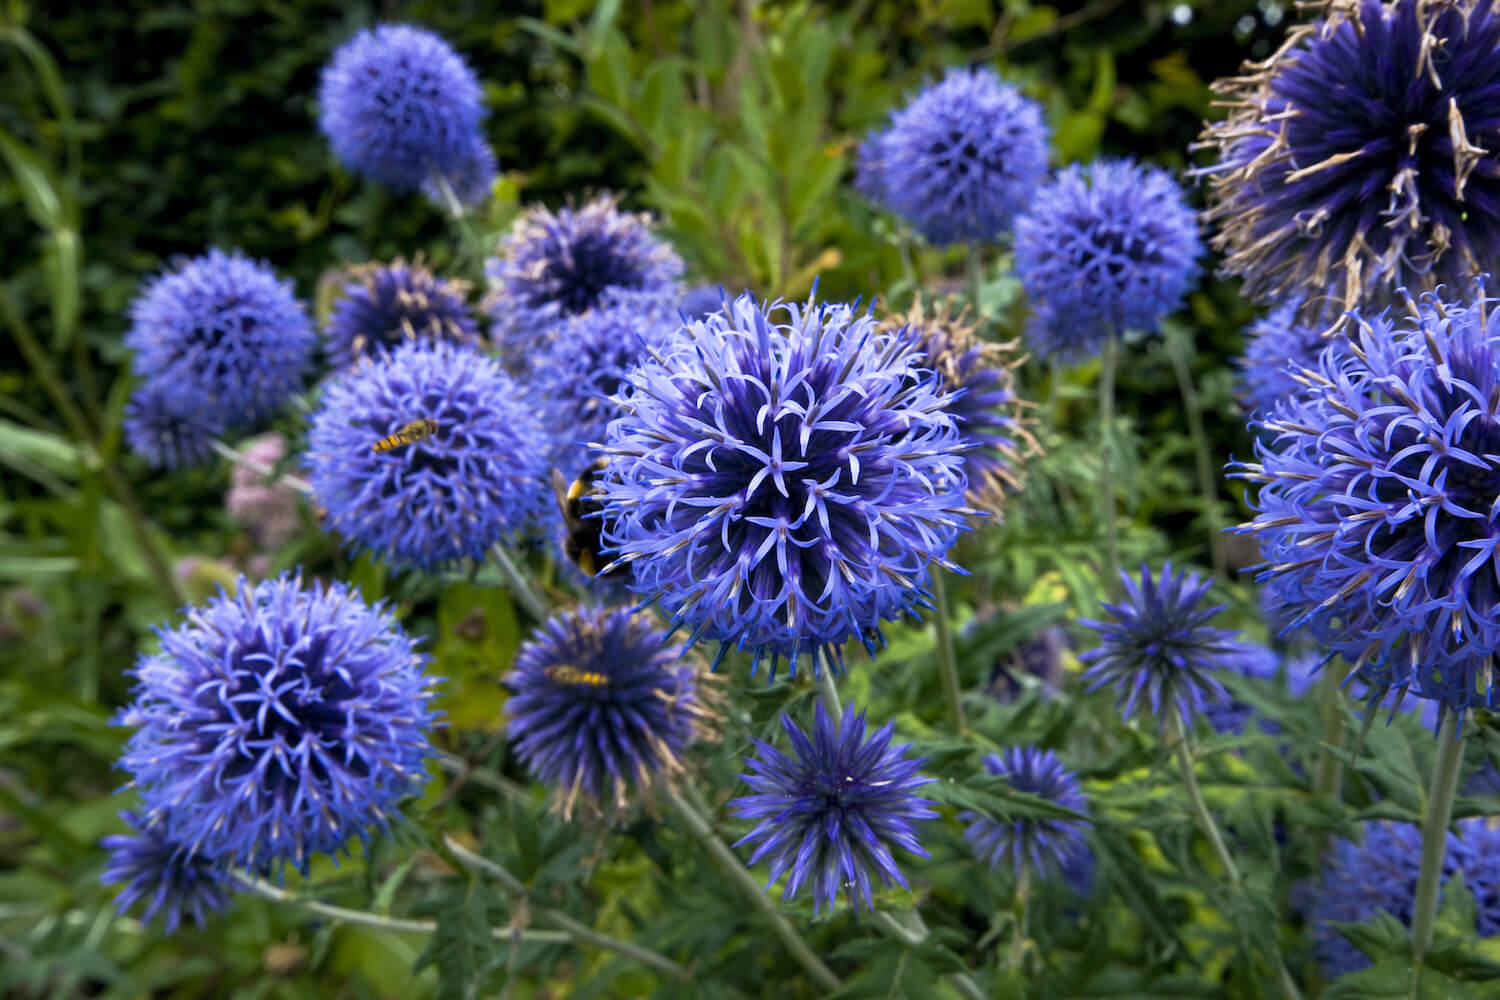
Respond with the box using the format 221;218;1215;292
961;746;1091;882
123;380;225;470
1237;302;1336;416
324;259;478;371
100;811;234;934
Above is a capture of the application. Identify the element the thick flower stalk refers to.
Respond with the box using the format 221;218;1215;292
304;340;548;571
483;194;683;360
100;811;235;933
1016;158;1201;362
505;606;718;819
323;258;478;371
116;573;439;873
731;702;936;914
597;292;973;678
961;746;1091;881
1238;283;1500;719
1197;0;1500;321
857;66;1049;245
318;23;486;193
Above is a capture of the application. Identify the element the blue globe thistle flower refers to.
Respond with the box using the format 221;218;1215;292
1199;0;1500;322
1081;564;1245;728
869;66;1049;245
304;340;548;571
1238;283;1500;720
1452;817;1500;937
987;623;1068;703
892;298;1036;514
126;248;315;428
123;380;225;470
597;292;973;679
483;194;683;361
679;284;726;322
1016;159;1202;363
318;23;485;193
323;258;478;371
423;135;498;210
505;606;718;818
731;702;936;915
100;811;234;934
961;746;1091;882
1237;302;1335;416
116;573;438;873
1202;644;1282;736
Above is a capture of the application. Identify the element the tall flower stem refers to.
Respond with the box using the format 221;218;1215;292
1411;708;1463;966
1098;336;1120;593
1312;663;1349;803
441;835;692;981
663;788;841;992
210;438;313;495
235;874;569;945
872;909;988;1000
1009;867;1031;975
966;244;985;328
931;570;968;734
487;543;550;622
816;658;843;717
1162;325;1226;579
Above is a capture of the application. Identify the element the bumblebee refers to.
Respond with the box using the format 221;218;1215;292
545;664;610;687
552;459;623;579
372;417;440;454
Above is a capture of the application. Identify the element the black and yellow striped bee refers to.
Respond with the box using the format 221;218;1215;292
545;664;610;687
552;459;623;579
372;417;440;454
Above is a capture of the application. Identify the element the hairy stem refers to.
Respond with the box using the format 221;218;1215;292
1412;708;1463;967
1169;712;1241;886
931;570;968;734
1162;325;1226;579
487;543;550;622
1313;663;1349;804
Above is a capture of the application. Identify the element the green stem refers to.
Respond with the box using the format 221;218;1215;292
1098;336;1120;593
1162;325;1226;580
210;438;312;495
816;657;843;718
1313;663;1350;803
966;244;985;327
663;789;841;992
1169;712;1241;887
442;836;692;981
931;570;968;734
1412;708;1463;966
433;751;529;803
871;910;988;1000
1009;867;1030;977
235;874;568;945
898;231;919;293
487;543;550;622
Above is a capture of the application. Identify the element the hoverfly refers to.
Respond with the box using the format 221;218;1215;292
372;417;440;454
545;664;610;687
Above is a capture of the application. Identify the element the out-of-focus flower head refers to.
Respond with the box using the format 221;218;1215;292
987;623;1069;703
318;23;485;193
1237;301;1339;416
1081;563;1245;728
304;340;548;571
124;380;225;470
889;297;1037;514
323;258;478;371
597;292;973;679
1197;0;1500;323
961;746;1091;882
100;811;234;934
505;606;718;819
679;284;726;322
1238;281;1500;721
1016;159;1201;362
731;703;936;915
422;134;498;210
862;66;1049;245
117;574;439;873
1202;644;1283;736
483;194;683;363
126;248;315;428
226;432;301;550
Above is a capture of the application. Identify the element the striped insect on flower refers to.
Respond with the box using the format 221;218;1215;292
545;664;610;687
371;417;440;454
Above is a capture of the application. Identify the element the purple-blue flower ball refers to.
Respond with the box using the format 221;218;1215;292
483;194;683;362
987;623;1068;703
423;135;498;209
116;573;439;873
318;23;485;193
100;811;234;934
961;746;1091;882
1199;0;1500;321
867;66;1049;245
1081;563;1245;728
679;284;726;322
123;380;225;470
323;258;478;371
305;341;547;571
1016;159;1201;362
505;606;716;818
1239;282;1500;720
1237;302;1334;416
126;248;315;428
597;293;972;678
731;702;936;915
1201;644;1282;736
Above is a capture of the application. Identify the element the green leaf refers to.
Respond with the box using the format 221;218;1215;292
432;582;519;730
515;17;582;56
0;123;67;230
0;419;83;479
412;882;504;1000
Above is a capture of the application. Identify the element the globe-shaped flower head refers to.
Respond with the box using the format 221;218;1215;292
1201;644;1283;736
318;23;486;193
597;292;973;679
891;298;1036;514
484;194;683;361
126;248;315;428
323;258;478;371
1198;0;1500;321
1238;281;1500;719
117;573;439;872
1081;564;1245;727
423;134;498;210
961;746;1091;881
100;811;235;934
305;340;548;571
679;284;726;322
506;606;718;819
731;703;936;914
1237;301;1334;415
1016;159;1202;362
123;380;225;470
863;66;1049;245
